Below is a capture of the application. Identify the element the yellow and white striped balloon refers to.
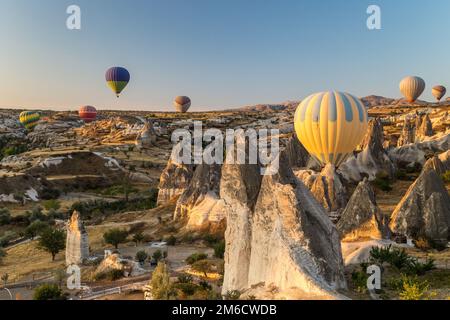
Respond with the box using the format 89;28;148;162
399;76;425;103
294;91;368;167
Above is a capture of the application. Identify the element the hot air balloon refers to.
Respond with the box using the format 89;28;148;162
19;111;41;131
399;76;425;103
432;85;446;102
294;91;368;167
174;96;191;113
79;106;97;123
105;67;130;98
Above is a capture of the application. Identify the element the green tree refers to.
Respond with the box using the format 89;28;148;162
213;240;225;259
25;220;49;240
150;262;173;300
103;228;128;249
152;250;163;263
192;260;213;278
38;228;66;261
33;284;65;300
133;232;144;247
0;208;11;225
135;250;148;265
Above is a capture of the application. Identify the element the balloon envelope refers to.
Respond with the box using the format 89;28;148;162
105;67;130;97
174;96;191;113
399;76;425;103
432;85;446;102
294;91;368;167
19;111;41;131
79;106;97;123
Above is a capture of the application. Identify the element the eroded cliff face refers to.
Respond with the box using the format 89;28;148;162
222;153;347;299
174;163;225;230
66;211;89;265
157;154;194;206
390;158;450;245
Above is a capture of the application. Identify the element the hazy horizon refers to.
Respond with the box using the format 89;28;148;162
1;0;449;111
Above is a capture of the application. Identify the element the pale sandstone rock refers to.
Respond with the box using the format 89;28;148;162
223;153;347;299
66;211;89;265
135;121;157;150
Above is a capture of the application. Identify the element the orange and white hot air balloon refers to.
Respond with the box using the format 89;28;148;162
399;76;425;103
294;91;368;168
78;106;97;123
432;85;446;102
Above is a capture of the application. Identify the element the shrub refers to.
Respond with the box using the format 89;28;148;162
33;284;65;300
351;268;368;293
373;176;393;192
166;235;177;246
43;200;61;211
0;232;17;247
0;208;11;225
173;282;198;296
26;207;46;223
406;258;435;276
442;171;450;183
369;245;393;265
224;290;241;300
177;274;193;284
398;275;429;300
388;247;411;270
135;250;148;265
213;241;225;259
186;253;208;265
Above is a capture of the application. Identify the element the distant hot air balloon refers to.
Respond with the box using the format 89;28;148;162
79;106;97;123
174;96;191;113
399;76;425;103
294;91;368;167
432;85;446;102
19;111;41;131
105;67;130;98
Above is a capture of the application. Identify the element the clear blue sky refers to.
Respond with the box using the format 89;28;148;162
1;0;449;111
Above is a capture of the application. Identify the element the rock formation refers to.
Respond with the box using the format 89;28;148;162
416;114;433;140
295;165;348;220
157;148;194;206
339;118;396;182
285;135;310;169
174;163;225;230
135;121;157;150
438;150;450;171
66;211;89;265
389;164;450;245
422;156;446;176
222;153;347;299
397;120;415;147
95;252;145;278
337;179;390;241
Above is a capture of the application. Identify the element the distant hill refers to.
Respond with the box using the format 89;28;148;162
234;101;300;112
360;95;397;107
